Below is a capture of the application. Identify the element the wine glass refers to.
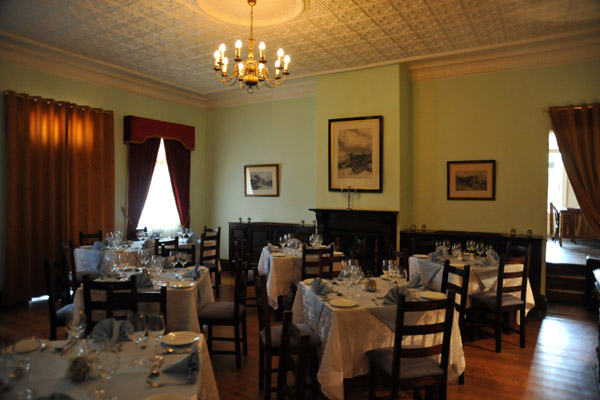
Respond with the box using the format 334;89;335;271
126;312;147;367
279;236;286;249
147;314;166;361
485;245;495;257
12;334;41;400
66;309;86;355
309;234;316;247
136;249;151;271
88;344;120;400
451;243;462;257
178;252;189;268
119;253;129;271
136;229;146;242
350;263;363;298
315;234;323;246
475;242;485;257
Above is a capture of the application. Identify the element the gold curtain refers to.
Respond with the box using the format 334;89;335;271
3;91;114;304
549;103;600;237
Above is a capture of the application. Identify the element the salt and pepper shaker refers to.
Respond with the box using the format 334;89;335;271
421;224;427;232
247;217;251;224
411;224;416;232
510;228;516;237
238;217;242;223
527;229;532;238
301;220;305;226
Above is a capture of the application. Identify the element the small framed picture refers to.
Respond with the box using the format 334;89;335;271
447;160;496;200
244;164;279;197
328;115;383;192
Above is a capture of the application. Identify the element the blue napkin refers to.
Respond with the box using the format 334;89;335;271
164;343;199;382
310;278;332;296
182;266;201;280
267;243;278;253
92;241;103;251
481;255;498;266
187;232;199;243
427;252;443;263
382;286;413;305
405;276;425;289
133;274;153;288
435;246;448;258
486;249;499;260
91;318;131;347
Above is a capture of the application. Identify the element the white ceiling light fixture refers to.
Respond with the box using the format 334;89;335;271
212;0;290;94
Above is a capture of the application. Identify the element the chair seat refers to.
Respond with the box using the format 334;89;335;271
203;262;218;271
366;347;444;380
260;323;321;349
56;303;74;323
470;291;525;310
197;302;245;320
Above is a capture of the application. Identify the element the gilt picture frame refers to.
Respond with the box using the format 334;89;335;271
328;115;383;192
244;164;279;197
447;160;496;200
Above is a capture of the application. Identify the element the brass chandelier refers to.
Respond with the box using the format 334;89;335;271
212;0;290;93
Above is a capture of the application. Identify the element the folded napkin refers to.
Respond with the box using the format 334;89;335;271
266;243;278;253
481;254;498;266
369;287;426;331
427;252;443;263
405;275;425;289
91;318;131;347
288;238;301;250
486;249;499;260
187;232;199;243
164;343;199;382
142;239;154;249
92;241;103;251
133;274;154;288
310;278;333;296
435;246;448;258
472;265;498;289
182;266;201;280
382;286;413;305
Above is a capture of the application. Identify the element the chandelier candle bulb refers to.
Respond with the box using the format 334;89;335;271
235;40;242;60
283;55;290;72
222;57;229;74
259;42;266;61
219;43;226;59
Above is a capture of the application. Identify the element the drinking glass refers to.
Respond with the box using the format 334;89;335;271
315;234;323;246
475;242;485;257
169;250;179;269
0;342;16;391
119;253;129;271
178;252;189;268
309;234;316;247
136;249;151;270
147;314;166;361
485;245;495;257
279;236;286;248
136;229;146;242
12;334;41;400
66;308;86;355
443;240;451;252
388;260;399;285
350;263;363;298
451;243;462;257
88;344;120;400
126;312;147;367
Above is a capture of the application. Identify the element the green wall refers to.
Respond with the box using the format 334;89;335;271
206;96;317;252
411;59;600;236
0;60;208;289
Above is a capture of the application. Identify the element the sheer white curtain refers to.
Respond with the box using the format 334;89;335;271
137;139;180;238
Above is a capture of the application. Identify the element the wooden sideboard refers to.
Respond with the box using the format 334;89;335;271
228;222;316;265
400;229;546;313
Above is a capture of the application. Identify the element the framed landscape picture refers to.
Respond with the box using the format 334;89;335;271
244;164;279;197
328;115;383;192
447;160;496;200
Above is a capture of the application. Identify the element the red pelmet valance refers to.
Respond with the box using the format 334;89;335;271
124;115;195;150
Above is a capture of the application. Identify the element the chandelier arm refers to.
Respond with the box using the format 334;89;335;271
214;70;239;86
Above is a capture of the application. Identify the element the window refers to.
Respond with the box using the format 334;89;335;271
548;131;579;210
137;139;180;237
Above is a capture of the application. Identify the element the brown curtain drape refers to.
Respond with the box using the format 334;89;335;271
164;139;191;228
125;138;160;240
3;91;114;304
549;103;600;237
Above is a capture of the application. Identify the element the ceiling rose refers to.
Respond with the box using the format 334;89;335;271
195;0;305;27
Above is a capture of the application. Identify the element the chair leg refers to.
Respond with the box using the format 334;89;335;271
495;311;502;353
234;323;241;369
520;309;527;348
368;363;376;400
458;371;465;385
242;314;248;355
207;325;213;352
216;270;221;298
258;341;265;390
264;351;272;400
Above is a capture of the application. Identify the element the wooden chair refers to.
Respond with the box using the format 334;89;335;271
277;311;319;400
235;238;257;307
82;274;138;335
154;237;179;256
389;248;410;280
301;244;335;280
469;253;530;353
255;267;321;400
366;290;456;400
114;286;168;332
59;240;78;295
197;258;247;369
79;230;102;246
44;259;73;340
169;244;196;267
352;236;379;276
200;227;221;297
440;259;470;385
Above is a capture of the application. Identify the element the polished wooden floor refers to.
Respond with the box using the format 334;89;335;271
1;273;599;400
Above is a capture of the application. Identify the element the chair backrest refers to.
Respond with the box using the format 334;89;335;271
277;311;311;400
200;230;221;266
505;242;532;272
154;237;179;256
59;240;77;295
301;244;334;280
79;230;102;246
233;258;248;316
82;274;138;334
254;267;272;345
44;259;71;311
116;286;168;333
352;236;379;275
389;248;410;278
440;260;470;325
169;244;196;266
392;290;455;385
549;203;560;240
495;255;529;306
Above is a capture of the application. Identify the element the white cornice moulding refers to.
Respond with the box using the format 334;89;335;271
408;34;600;81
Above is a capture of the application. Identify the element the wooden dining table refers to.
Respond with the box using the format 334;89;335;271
291;276;465;400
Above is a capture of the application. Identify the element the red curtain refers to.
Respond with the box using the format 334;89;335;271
126;138;161;239
549;103;600;236
164;139;191;227
3;91;114;304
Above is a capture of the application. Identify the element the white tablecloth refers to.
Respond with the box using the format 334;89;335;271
291;277;465;400
408;257;535;316
3;338;219;400
73;269;215;333
258;247;343;309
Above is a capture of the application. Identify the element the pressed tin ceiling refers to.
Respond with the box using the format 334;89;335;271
0;0;599;101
